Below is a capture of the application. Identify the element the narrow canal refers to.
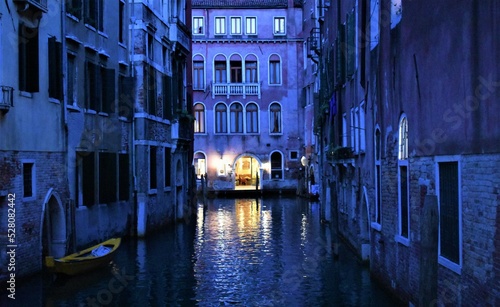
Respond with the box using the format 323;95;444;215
4;196;400;306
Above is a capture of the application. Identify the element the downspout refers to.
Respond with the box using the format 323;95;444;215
130;0;138;236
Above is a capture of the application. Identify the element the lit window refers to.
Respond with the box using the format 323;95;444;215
194;103;205;133
215;17;226;35
245;17;257;35
194;152;206;179
193;16;204;34
230;17;242;35
273;17;285;35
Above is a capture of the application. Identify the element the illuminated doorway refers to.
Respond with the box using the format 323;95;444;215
234;155;260;188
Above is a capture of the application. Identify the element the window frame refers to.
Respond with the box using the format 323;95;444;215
149;146;157;193
230;102;244;134
193;16;205;35
268;54;282;85
270;151;284;180
273;17;286;35
395;114;410;246
194;103;206;134
22;160;36;200
435;156;462;275
193;58;205;90
193;152;207;180
372;126;382;231
230;16;242;35
245;102;259;134
245;16;257;35
269;102;282;135
214;16;226;35
214;102;228;134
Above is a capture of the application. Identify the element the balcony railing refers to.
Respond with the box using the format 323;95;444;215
212;82;261;99
0;86;14;113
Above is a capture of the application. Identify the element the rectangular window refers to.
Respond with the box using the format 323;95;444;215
85;0;103;31
162;75;173;120
273;17;285;35
19;24;39;93
230;17;242;35
193;61;204;90
146;65;157;115
359;102;366;152
22;162;35;198
67;54;77;106
118;153;130;201
150;146;157;190
193;16;204;34
374;129;382;226
245;17;257;35
164;148;171;187
438;161;461;270
215;17;226;35
342;113;348;147
66;0;82;19
101;66;115;114
81;152;95;206
119;0;125;43
351;108;356;151
48;37;63;100
86;61;98;111
147;34;154;61
99;153;117;204
119;75;135;119
399;165;409;238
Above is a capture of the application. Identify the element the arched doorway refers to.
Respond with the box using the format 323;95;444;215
234;155;261;189
41;189;67;259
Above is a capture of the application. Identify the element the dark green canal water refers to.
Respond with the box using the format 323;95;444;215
2;196;400;306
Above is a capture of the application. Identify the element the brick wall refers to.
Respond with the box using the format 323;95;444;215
0;151;68;282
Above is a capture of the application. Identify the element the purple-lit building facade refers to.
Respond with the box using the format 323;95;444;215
192;0;306;192
317;0;500;305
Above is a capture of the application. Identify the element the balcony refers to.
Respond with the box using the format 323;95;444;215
0;86;14;113
14;0;48;12
212;82;261;99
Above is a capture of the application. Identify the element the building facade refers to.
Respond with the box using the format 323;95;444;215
192;0;305;193
129;0;194;235
317;0;500;305
0;0;194;282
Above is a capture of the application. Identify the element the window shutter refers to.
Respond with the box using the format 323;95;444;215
335;24;345;86
48;37;63;100
162;75;172;120
119;76;135;119
103;68;115;113
346;11;355;78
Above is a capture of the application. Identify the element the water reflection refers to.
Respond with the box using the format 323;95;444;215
1;196;398;306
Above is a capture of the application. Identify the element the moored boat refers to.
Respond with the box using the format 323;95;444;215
44;238;121;276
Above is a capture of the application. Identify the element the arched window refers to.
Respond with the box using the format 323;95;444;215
230;103;243;133
245;54;258;83
194;103;205;133
193;55;205;90
269;103;282;134
215;103;227;133
269;54;281;85
270;151;283;179
397;114;410;243
214;54;227;83
246;103;259;133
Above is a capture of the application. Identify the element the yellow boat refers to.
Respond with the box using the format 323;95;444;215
45;238;121;276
